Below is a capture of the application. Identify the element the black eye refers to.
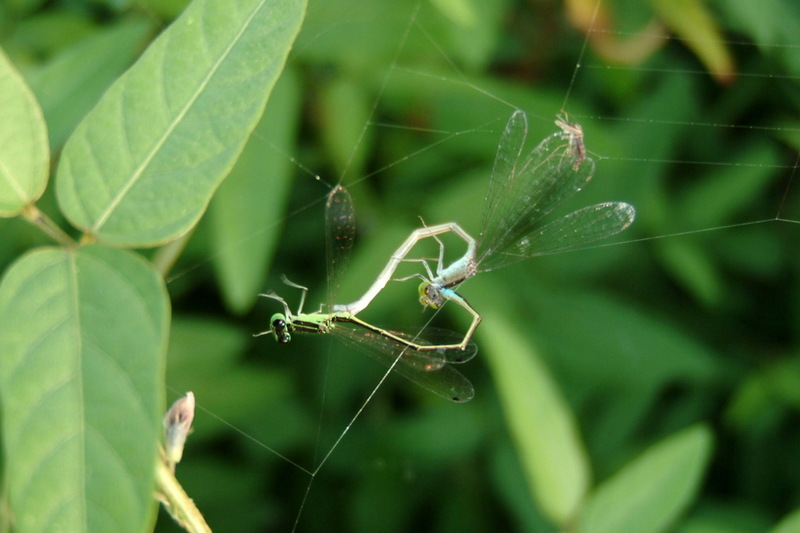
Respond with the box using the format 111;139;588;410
271;318;291;344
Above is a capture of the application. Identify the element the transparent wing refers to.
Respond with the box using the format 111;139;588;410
479;118;596;265
480;202;636;271
388;363;474;403
388;327;479;364
325;185;356;304
332;322;475;403
481;109;527;245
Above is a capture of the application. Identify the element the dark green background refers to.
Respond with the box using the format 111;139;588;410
2;0;800;531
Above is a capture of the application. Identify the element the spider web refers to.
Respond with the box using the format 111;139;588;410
159;0;800;531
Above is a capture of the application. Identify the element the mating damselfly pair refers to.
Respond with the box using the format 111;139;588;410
258;110;636;402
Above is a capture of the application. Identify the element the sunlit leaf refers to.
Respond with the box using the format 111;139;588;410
0;245;169;532
577;424;713;533
209;67;301;313
771;507;800;533
318;76;372;182
56;0;307;246
26;18;154;150
649;0;736;84
0;46;48;216
477;291;590;525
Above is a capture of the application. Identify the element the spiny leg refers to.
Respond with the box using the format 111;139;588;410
555;112;585;170
332;222;476;315
255;277;309;340
393;258;436;283
422;286;482;351
257;291;292;317
254;291;292;339
345;314;473;353
278;275;309;315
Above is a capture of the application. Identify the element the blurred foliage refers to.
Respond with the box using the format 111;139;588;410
2;0;800;531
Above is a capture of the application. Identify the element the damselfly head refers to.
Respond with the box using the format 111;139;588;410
270;313;292;343
418;281;444;309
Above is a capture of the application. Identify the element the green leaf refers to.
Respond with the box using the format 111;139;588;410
717;0;800;75
770;507;800;533
490;442;554;532
136;0;192;20
577;424;713;533
649;0;735;84
10;10;97;58
520;285;718;452
318;75;372;182
167;317;309;450
675;501;772;533
209;67;301;313
477;289;591;525
56;0;307;246
299;0;414;67
655;238;721;307
0;46;49;216
429;0;479;28
26;18;154;150
676;140;780;230
0;245;169;532
430;0;509;71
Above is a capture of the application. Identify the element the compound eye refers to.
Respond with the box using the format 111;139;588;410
418;282;443;309
417;281;429;298
270;317;291;344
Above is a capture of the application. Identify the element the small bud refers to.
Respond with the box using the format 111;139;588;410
164;392;195;468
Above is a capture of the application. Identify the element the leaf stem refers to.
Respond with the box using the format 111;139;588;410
21;204;75;247
154;448;211;533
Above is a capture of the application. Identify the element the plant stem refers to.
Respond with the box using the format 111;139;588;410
21;204;75;247
154;449;211;533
